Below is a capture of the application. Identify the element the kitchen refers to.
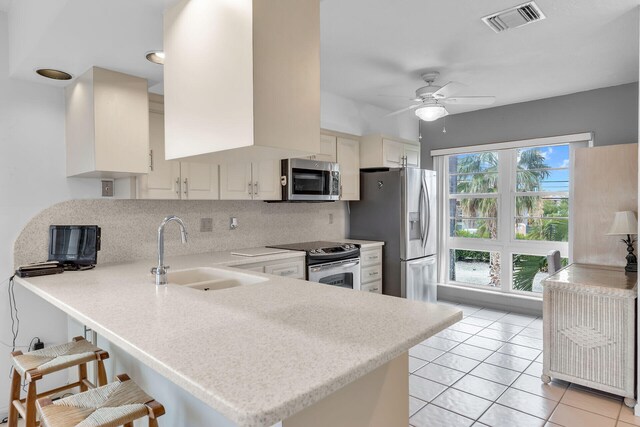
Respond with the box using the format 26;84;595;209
1;1;639;427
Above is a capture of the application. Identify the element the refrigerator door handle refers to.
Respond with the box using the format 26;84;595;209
420;176;429;249
422;175;431;249
419;182;426;247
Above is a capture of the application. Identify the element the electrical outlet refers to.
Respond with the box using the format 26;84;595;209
101;180;114;197
329;213;334;224
200;218;213;232
230;217;238;230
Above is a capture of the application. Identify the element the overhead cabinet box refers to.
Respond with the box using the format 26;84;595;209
65;67;150;178
164;0;320;162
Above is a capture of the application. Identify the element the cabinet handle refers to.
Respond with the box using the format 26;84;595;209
248;182;253;196
369;271;379;276
370;287;379;292
279;269;295;276
254;182;259;196
149;149;154;172
183;178;189;197
175;178;180;196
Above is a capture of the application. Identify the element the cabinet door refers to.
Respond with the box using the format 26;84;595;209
361;248;382;267
318;134;337;162
361;280;382;294
219;162;253;200
181;162;219;200
405;144;420;167
252;159;282;200
264;259;305;279
336;137;360;201
382;139;404;167
137;112;181;199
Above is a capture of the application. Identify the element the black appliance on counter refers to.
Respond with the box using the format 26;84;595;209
48;225;101;269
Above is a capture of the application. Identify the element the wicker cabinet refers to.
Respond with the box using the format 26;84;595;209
542;264;637;407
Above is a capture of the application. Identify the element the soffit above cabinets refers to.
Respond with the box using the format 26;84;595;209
4;0;639;116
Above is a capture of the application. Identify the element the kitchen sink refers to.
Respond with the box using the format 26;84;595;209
167;267;268;291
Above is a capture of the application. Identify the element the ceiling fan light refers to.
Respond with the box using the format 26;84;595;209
415;105;448;121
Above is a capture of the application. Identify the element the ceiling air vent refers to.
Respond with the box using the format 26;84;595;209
482;1;546;33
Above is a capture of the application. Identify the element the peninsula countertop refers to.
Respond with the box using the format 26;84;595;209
15;252;461;427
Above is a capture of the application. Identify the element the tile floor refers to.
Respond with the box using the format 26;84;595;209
409;301;640;427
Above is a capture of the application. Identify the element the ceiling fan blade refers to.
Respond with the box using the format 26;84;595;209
443;96;496;105
385;104;424;117
432;81;466;99
377;94;423;102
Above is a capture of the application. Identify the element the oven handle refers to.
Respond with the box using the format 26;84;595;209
340;261;360;268
310;259;360;271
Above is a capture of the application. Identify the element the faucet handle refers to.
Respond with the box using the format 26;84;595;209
151;266;170;275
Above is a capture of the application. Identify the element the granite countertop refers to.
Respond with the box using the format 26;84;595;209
16;251;460;427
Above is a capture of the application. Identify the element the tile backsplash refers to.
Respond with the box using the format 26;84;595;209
14;199;347;267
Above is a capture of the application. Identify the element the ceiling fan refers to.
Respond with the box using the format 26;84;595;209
387;72;496;121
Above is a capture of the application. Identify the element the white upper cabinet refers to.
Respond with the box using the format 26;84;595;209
336;136;360;201
138;96;219;200
180;162;219;200
163;0;320;161
317;134;338;162
360;134;421;169
219;160;281;201
65;67;149;178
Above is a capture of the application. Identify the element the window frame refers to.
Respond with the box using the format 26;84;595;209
439;133;593;297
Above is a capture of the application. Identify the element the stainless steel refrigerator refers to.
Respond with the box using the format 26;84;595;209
350;168;437;302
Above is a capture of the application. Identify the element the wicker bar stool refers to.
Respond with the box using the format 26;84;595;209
36;374;165;427
8;336;109;427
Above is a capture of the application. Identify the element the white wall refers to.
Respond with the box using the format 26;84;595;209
0;11;103;416
321;90;419;140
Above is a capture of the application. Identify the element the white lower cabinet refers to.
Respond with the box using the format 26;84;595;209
138;111;219;200
234;258;305;279
360;246;383;294
219;159;281;201
361;280;382;293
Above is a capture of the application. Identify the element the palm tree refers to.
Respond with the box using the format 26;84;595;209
454;149;551;286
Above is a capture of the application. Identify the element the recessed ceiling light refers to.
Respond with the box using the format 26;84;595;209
35;68;73;80
146;51;165;65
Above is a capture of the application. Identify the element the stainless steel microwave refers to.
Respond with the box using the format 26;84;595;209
280;158;340;201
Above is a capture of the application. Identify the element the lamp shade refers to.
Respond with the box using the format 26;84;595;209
607;211;638;235
415;104;448;122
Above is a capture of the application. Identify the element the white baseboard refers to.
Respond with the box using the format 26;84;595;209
438;283;543;316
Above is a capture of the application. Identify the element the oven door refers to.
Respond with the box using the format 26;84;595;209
308;258;361;290
285;158;340;201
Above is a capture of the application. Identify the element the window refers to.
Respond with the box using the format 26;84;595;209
442;138;583;296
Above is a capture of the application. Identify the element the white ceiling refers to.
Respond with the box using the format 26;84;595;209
4;0;639;115
321;0;639;114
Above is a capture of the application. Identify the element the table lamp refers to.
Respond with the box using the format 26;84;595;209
607;211;638;272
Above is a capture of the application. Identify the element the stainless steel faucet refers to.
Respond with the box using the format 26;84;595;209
152;215;188;285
